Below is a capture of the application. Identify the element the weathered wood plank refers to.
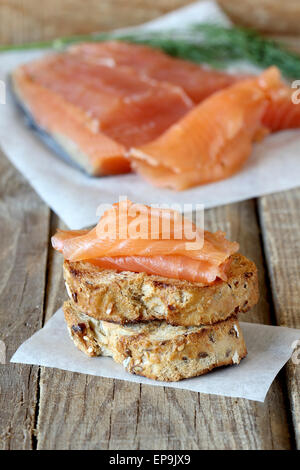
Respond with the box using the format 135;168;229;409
0;0;194;45
217;0;300;35
132;200;292;450
0;151;50;449
258;189;300;448
36;202;292;450
36;215;139;450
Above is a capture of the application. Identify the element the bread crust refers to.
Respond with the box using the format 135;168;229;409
64;300;247;381
63;253;259;326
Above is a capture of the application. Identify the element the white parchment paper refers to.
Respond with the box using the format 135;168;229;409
0;1;300;229
11;307;300;402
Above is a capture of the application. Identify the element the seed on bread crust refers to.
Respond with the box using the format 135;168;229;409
64;301;247;382
63;253;259;327
71;323;86;334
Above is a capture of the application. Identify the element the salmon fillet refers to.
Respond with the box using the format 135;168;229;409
14;41;298;184
12;68;129;175
12;50;193;174
129;67;282;190
70;40;241;103
72;42;300;133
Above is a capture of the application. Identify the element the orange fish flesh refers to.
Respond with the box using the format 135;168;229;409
52;200;239;284
129;67;282;190
70;41;241;104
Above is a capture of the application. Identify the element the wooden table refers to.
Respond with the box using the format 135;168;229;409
0;0;299;450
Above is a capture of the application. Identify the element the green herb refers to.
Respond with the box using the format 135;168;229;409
1;23;300;78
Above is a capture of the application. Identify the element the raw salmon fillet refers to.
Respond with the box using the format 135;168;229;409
71;41;241;103
129;67;283;190
52;200;239;284
12;51;193;174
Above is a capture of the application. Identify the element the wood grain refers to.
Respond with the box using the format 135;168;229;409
0;151;50;449
259;189;300;448
0;0;193;45
35;203;292;450
217;0;300;35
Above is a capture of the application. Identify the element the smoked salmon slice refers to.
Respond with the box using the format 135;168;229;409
129;67;282;190
52;200;239;284
13;51;192;174
262;85;300;131
22;54;193;147
70;41;241;104
12;68;129;175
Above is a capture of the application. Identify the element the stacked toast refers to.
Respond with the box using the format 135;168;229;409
63;253;258;381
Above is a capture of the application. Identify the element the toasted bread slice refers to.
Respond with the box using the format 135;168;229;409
63;253;258;326
64;301;247;381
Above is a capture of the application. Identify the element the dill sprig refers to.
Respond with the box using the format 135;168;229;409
1;23;300;78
